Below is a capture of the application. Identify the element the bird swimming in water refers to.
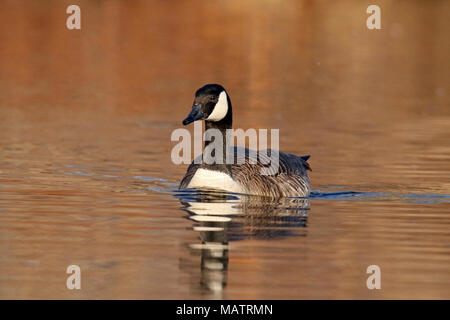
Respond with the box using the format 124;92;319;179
179;84;311;197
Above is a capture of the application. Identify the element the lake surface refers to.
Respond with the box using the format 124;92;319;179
0;1;449;299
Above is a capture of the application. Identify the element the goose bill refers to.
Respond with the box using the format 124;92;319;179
182;104;204;125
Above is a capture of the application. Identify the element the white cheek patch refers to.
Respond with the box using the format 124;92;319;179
206;91;228;122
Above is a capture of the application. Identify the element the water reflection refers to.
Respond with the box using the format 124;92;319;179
177;192;309;297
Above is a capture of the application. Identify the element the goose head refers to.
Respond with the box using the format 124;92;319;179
182;84;232;127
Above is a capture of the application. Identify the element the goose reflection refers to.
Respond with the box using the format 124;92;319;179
176;191;310;297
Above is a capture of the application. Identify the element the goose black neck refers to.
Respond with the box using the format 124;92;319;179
202;105;232;174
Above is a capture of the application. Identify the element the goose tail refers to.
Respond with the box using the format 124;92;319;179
301;155;312;171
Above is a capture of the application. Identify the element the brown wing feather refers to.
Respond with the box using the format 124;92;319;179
230;147;311;197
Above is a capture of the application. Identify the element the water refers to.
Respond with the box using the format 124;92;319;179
0;1;449;299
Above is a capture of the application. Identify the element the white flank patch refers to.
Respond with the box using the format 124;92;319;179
206;91;228;122
187;168;242;193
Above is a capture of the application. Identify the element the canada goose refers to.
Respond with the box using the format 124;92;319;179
179;84;311;197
